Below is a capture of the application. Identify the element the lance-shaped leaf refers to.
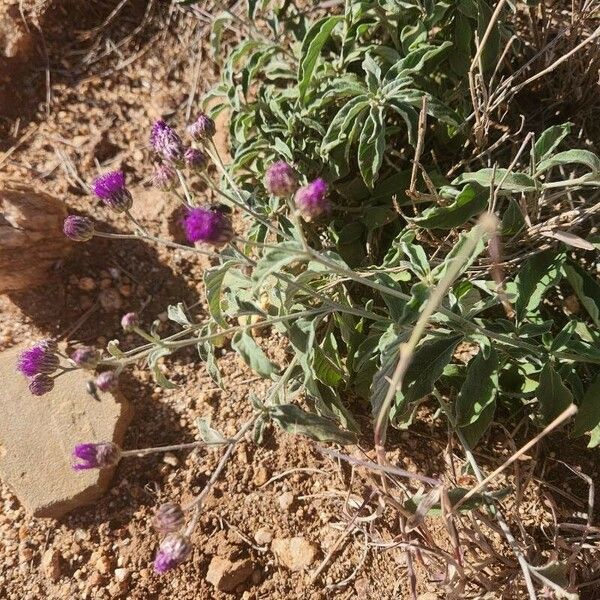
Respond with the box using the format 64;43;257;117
564;263;600;327
536;149;600;175
572;376;600;439
534;122;571;163
537;363;573;425
358;105;386;188
269;404;357;444
453;169;537;192
231;331;278;379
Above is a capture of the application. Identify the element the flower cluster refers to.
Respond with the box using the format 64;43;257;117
92;170;133;213
153;534;192;574
295;177;330;221
17;340;60;396
265;161;298;198
183;207;233;248
72;442;121;471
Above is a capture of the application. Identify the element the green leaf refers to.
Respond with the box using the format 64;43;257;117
537;363;573;424
205;261;238;327
536;149;600;175
453;169;538;192
321;95;370;155
231;331;278;379
534;122;571;163
167;302;192;327
514;250;565;319
269;404;357;444
404;486;510;516
252;241;304;286
148;347;176;389
358;106;386;188
196;417;227;444
412;185;488;229
298;16;344;102
572;376;600;439
564;263;600;327
500;198;525;235
456;348;498;446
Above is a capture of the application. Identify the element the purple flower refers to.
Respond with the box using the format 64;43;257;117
121;312;139;332
64;216;95;242
17;343;59;377
153;534;192;574
187;113;215;141
95;371;118;392
294;178;330;222
92;171;133;213
150;120;184;163
153;503;185;535
265;161;298;198
71;347;100;370
72;442;121;471
152;162;176;191
183;207;233;248
29;374;54;396
184;147;207;170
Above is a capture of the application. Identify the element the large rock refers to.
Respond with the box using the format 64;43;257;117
0;182;70;293
0;344;133;518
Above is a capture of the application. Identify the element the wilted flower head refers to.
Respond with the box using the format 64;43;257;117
187;112;215;142
294;178;330;222
152;162;177;191
153;534;192;574
151;120;184;163
121;312;139;332
17;343;59;377
71;347;100;370
265;161;298;198
184;147;207;170
72;442;121;471
92;171;133;213
153;503;185;535
29;374;54;396
183;207;233;248
64;216;95;242
95;371;118;392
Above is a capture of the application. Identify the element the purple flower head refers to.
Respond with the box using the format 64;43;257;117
17;343;59;377
71;346;100;370
153;503;185;535
265;161;298;198
153;534;192;574
64;216;95;242
72;442;121;471
184;147;207;170
183;207;233;248
95;371;118;392
152;162;177;191
294;178;330;222
150;120;185;163
187;113;216;142
92;171;132;213
121;312;139;332
29;374;54;396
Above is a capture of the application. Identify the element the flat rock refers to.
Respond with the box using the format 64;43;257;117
0;344;133;518
271;537;319;572
206;556;253;592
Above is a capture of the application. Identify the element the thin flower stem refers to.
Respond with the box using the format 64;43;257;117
120;439;232;458
125;210;150;236
175;168;195;207
132;326;167;348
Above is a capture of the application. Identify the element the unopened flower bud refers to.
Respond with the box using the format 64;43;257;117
153;534;192;574
294;178;330;222
64;216;95;241
71;346;100;370
265;161;298;198
151;120;185;163
72;442;121;471
121;312;139;332
92;171;133;213
187;112;215;142
29;374;54;396
184;147;207;170
95;371;118;392
183;207;234;248
153;503;185;534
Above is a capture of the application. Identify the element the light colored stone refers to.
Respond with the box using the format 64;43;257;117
114;568;129;583
271;537;319;572
41;548;62;582
277;491;294;512
206;556;253;592
253;526;273;546
0;344;133;518
0;183;70;293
